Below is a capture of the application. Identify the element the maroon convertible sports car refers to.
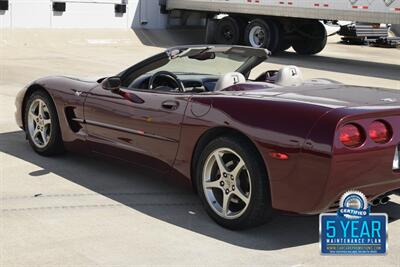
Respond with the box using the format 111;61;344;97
15;45;400;229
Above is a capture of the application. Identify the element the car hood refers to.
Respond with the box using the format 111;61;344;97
66;75;104;83
226;84;400;109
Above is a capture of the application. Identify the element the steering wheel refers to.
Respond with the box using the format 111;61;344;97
255;70;278;83
148;71;185;92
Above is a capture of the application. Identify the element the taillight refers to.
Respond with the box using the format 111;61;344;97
369;120;392;144
339;124;365;148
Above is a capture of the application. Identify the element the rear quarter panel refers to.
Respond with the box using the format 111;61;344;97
315;107;400;212
174;94;334;211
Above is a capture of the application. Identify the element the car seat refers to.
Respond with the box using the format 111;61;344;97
214;72;246;91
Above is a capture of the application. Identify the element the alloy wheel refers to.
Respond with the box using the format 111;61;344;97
202;148;252;219
27;99;52;148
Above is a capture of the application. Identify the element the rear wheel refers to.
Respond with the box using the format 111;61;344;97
196;136;273;230
215;16;242;45
292;20;327;55
24;91;64;156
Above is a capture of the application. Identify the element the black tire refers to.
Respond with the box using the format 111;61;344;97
274;21;292;53
391;24;400;37
195;135;273;230
205;19;217;44
244;18;272;49
24;90;64;156
292;20;327;55
232;16;246;45
266;19;281;53
215;16;242;45
277;38;292;52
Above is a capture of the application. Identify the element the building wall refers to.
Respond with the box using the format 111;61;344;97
0;0;167;29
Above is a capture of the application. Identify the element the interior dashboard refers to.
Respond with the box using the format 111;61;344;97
128;73;221;93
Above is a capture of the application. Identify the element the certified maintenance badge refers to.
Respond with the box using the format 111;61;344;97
320;191;388;255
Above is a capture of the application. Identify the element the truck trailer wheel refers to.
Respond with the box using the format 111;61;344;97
292;20;327;55
215;16;242;45
266;20;281;53
391;24;400;37
277;39;292;52
244;19;272;49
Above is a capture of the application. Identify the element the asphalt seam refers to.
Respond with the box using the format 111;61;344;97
1;202;202;212
0;192;194;200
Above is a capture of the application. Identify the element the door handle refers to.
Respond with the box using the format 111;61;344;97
161;100;179;110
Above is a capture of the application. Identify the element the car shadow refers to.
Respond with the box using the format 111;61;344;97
132;28;400;82
1;130;399;251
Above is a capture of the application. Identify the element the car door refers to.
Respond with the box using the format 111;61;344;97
83;84;190;171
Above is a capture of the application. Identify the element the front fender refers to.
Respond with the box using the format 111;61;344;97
16;76;98;152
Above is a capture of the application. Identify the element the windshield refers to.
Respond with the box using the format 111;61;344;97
120;46;269;87
149;52;252;76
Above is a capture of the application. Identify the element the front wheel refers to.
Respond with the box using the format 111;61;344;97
24;90;64;156
196;136;273;230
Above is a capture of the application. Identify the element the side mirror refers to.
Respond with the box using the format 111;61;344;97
102;76;121;91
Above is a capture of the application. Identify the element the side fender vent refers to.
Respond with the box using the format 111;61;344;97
65;107;82;133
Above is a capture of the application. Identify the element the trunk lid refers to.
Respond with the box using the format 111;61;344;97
230;84;400;109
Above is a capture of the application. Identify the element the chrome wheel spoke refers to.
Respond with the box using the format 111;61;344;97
33;128;41;139
203;147;252;220
29;110;38;121
43;119;51;126
28;99;52;148
222;193;232;217
213;151;227;174
233;190;250;205
38;101;45;118
40;131;47;144
231;159;245;179
205;179;222;189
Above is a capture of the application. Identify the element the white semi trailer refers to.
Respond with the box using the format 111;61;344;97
160;0;400;54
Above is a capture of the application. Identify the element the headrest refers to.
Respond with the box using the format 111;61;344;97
275;66;303;87
214;72;246;91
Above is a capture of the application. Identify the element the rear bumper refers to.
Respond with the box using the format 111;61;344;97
313;144;400;213
317;179;400;213
270;112;400;215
